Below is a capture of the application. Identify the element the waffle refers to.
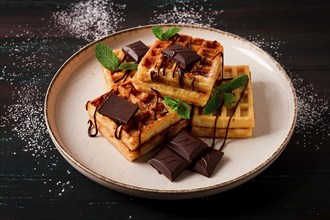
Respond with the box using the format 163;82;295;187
86;80;189;161
132;34;224;106
103;41;149;91
103;49;137;91
191;65;255;138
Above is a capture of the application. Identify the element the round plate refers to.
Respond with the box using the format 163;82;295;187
44;24;297;199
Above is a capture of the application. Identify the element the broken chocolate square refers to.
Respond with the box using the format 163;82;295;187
161;44;201;70
167;129;208;162
193;148;224;177
149;146;190;181
98;93;138;125
122;41;149;63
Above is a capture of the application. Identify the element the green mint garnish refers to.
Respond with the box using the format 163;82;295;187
164;97;190;119
202;89;223;115
95;43;119;71
95;43;138;71
219;74;249;93
202;74;248;114
118;62;138;70
152;26;180;41
223;92;235;108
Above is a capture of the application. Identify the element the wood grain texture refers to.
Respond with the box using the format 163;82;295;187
1;0;329;219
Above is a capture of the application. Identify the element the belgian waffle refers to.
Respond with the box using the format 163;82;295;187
103;40;149;91
191;65;255;138
86;80;188;161
132;34;224;106
103;49;137;91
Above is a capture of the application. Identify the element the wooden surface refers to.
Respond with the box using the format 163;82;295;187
1;0;329;219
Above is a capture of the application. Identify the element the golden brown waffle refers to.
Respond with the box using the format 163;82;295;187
191;65;255;138
132;34;223;106
86;80;189;161
103;49;137;91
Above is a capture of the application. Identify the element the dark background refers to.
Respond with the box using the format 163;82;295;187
1;0;329;219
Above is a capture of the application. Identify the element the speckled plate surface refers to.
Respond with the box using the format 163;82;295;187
44;24;297;199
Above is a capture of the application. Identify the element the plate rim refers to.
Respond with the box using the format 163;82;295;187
44;24;298;199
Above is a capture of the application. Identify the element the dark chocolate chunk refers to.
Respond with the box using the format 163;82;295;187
167;129;208;162
98;93;138;125
193;148;224;177
161;44;201;70
122;41;149;63
149;146;190;181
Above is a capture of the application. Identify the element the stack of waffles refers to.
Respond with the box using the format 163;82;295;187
191;65;254;138
86;30;255;161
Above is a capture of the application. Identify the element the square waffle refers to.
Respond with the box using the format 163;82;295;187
102;49;136;91
191;65;255;138
86;80;188;161
132;34;224;106
103;40;149;91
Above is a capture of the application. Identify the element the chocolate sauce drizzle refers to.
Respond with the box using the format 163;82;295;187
113;70;131;83
215;77;249;151
87;110;99;138
151;88;161;120
114;124;123;140
86;93;111;137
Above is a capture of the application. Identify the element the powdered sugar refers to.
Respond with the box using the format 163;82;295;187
248;35;284;60
52;0;126;42
149;0;223;27
290;75;329;148
2;0;329;199
247;34;329;149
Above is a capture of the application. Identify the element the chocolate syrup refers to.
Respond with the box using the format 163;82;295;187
86;93;111;137
218;77;249;151
191;77;195;91
151;88;161;120
114;124;123;140
178;67;185;88
113;70;131;83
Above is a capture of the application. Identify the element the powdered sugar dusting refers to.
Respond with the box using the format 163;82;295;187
248;34;284;60
2;0;127;196
248;35;329;149
2;0;329;200
290;75;329;148
52;0;126;42
149;0;223;27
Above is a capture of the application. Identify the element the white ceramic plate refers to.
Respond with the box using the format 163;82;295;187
44;24;297;199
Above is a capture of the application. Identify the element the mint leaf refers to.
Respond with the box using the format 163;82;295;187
162;27;180;40
152;26;164;40
118;62;138;70
95;43;119;71
202;89;223;115
203;74;249;114
164;96;178;108
176;100;190;119
152;26;180;41
219;74;248;92
223;92;235;108
164;97;190;119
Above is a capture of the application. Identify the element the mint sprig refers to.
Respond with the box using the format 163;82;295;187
152;26;180;41
118;62;138;70
95;43;138;71
164;97;190;119
202;74;248;115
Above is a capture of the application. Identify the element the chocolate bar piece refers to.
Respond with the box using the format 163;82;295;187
161;44;201;70
167;129;208;162
98;93;138;125
122;41;149;63
193;148;224;177
149;146;190;181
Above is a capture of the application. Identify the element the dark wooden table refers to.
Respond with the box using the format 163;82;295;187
1;1;329;219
